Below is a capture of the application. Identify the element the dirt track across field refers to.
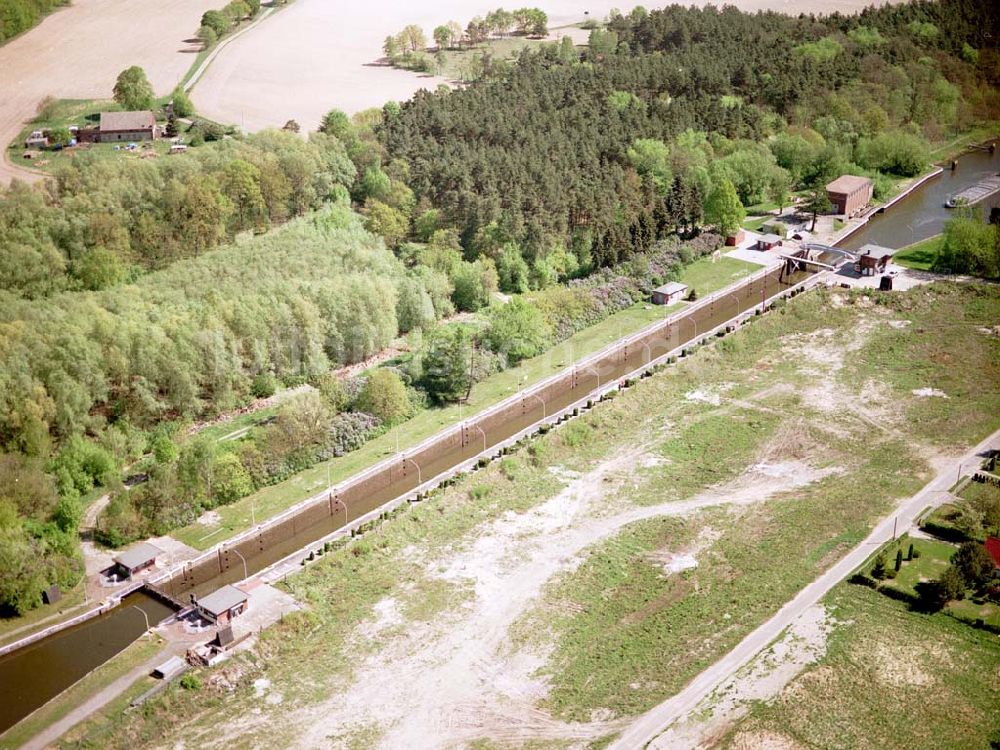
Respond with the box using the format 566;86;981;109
0;0;219;185
191;0;903;131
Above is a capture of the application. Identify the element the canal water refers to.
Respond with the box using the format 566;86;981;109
840;144;1000;251
0;590;173;734
0;264;820;739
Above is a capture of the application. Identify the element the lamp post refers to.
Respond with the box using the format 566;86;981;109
585;365;601;390
130;605;150;637
473;423;487;452
403;456;422;485
525;392;546;419
231;548;249;580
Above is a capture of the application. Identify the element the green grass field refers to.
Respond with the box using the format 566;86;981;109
721;584;1000;750
881;537;954;596
894;234;944;271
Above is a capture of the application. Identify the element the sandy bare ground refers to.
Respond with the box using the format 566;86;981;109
0;0;219;185
276;447;835;749
191;0;902;130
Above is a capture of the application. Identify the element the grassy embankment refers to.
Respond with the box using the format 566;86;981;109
0;636;165;750
59;281;1000;749
172;254;757;549
894;234;944;271
719;584;1000;750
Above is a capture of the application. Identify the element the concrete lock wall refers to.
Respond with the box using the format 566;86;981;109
153;264;817;600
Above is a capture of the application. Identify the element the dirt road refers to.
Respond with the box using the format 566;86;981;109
287;452;836;748
0;0;219;185
610;427;1000;750
191;0;901;130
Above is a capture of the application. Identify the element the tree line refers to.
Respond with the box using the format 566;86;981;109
373;0;998;273
97;229;720;546
197;0;262;48
0;0;67;44
383;7;549;75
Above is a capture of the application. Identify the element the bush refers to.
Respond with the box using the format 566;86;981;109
482;298;550;365
170;87;194;118
355;370;411;424
180;672;202;690
250;372;277;399
469;484;491;501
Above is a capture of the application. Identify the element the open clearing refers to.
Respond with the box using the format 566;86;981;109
58;281;1000;750
191;0;903;130
717;585;1000;750
0;0;218;185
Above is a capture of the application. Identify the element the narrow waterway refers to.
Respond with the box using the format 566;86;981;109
840;144;999;251
0;264;815;738
0;590;172;735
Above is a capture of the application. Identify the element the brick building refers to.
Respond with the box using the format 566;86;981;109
826;175;874;217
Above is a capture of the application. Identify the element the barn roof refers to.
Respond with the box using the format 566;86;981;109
100;111;156;132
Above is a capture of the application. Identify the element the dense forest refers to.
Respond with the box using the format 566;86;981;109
1;0;998;615
0;0;67;43
0;130;354;299
375;0;999;268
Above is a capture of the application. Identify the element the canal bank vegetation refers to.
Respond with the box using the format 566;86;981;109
895;211;1000;278
933;210;1000;277
53;281;1000;748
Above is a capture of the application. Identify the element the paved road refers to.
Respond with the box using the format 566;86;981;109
610;427;1000;750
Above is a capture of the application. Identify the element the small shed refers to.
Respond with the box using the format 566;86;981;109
112;542;161;579
826;175;874;217
152;655;186;680
756;233;782;251
651;281;689;306
193;584;248;625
